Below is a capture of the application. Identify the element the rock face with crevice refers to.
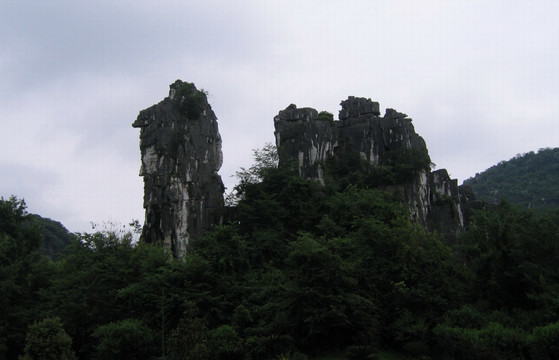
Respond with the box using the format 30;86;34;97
132;80;224;257
274;96;465;237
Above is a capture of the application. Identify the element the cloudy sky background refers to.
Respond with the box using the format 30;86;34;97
1;1;558;233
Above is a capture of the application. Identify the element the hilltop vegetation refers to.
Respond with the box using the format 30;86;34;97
2;149;559;359
463;147;559;209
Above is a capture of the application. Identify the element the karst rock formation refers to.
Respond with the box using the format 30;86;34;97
132;80;224;257
134;83;466;256
274;97;465;237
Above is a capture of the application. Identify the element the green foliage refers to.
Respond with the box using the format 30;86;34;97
433;322;530;359
322;147;432;189
3;146;559;359
530;321;559;359
174;81;207;120
433;319;559;360
20;317;76;360
166;302;210;360
208;325;244;360
92;319;154;360
229;143;279;204
236;165;325;237
382;147;432;183
0;196;27;235
322;150;377;189
317;111;334;122
281;233;377;351
460;201;559;313
344;345;375;360
0;196;54;360
464;147;559;209
23;215;73;259
432;201;559;359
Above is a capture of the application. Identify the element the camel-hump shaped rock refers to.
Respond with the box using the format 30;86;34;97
133;80;224;257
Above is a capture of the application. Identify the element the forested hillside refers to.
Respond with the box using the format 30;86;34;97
463;147;559;209
2;150;559;359
23;213;74;259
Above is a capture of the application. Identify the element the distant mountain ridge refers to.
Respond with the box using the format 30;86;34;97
25;214;74;259
463;148;559;209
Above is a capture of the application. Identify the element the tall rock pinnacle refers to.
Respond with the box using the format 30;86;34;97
132;80;224;257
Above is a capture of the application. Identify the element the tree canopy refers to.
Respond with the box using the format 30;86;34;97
1;145;559;359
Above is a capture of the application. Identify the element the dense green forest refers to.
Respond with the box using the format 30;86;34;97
2;148;559;360
463;147;559;209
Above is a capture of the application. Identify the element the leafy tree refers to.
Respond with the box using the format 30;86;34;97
460;201;559;314
42;229;171;359
5;143;559;359
20;317;76;360
317;111;334;122
207;325;243;360
227;143;279;205
166;302;210;360
0;196;53;359
236;165;326;239
433;202;559;358
92;319;154;360
281;233;378;352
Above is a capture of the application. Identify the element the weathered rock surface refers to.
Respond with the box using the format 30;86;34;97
274;97;465;237
132;80;224;257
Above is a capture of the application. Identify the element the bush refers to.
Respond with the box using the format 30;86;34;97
245;335;296;360
345;345;375;360
529;321;559;359
275;351;309;360
92;318;155;360
317;111;334;122
402;340;429;356
433;322;529;359
166;304;210;360
208;325;244;360
174;82;207;120
20;317;76;360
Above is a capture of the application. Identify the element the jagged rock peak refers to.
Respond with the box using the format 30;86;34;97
339;96;381;120
274;96;465;239
274;104;319;122
133;80;224;257
384;108;408;120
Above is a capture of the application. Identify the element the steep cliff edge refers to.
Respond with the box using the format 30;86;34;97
132;81;224;257
274;97;464;236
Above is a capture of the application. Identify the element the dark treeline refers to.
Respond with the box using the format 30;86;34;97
2;152;559;359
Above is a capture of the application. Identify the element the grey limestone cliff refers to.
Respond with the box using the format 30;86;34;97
132;80;224;257
274;97;465;237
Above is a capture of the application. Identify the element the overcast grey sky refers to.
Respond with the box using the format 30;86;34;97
1;1;558;233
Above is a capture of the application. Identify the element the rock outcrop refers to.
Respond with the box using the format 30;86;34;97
133;85;466;253
132;81;224;257
274;97;465;237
